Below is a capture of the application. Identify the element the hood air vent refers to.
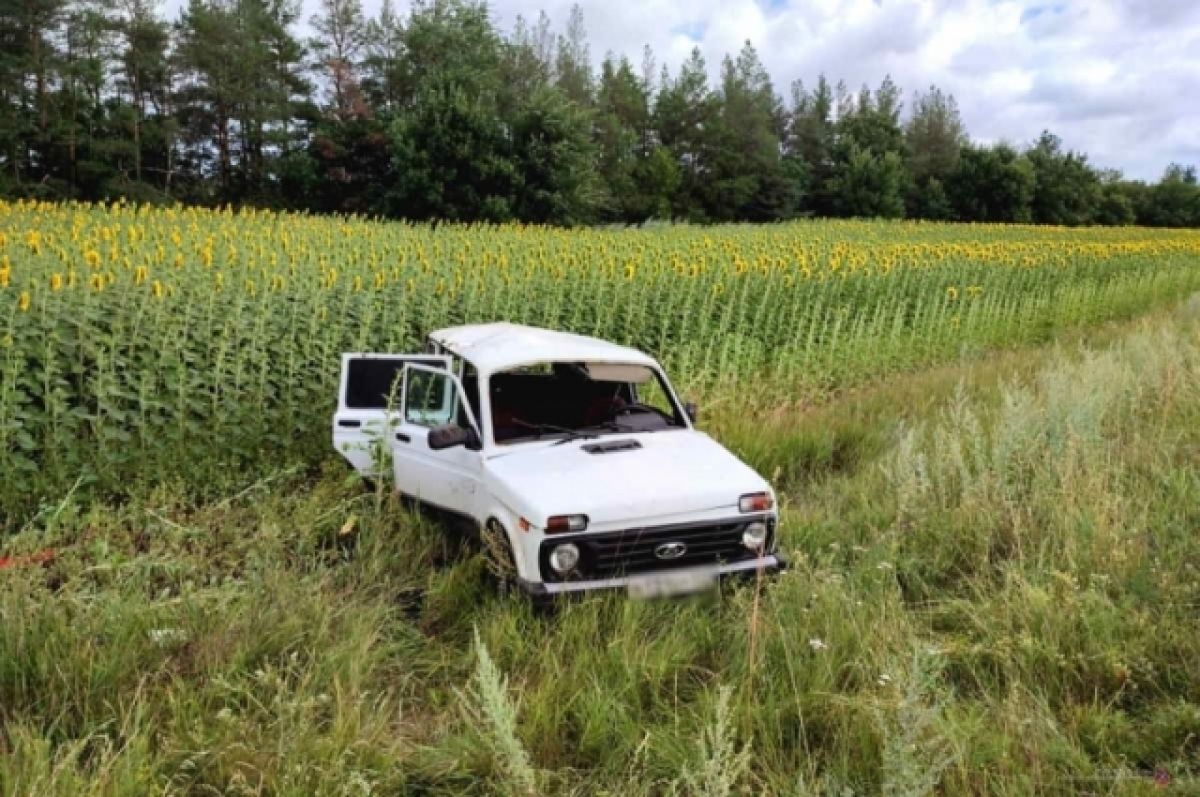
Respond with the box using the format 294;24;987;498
581;439;642;454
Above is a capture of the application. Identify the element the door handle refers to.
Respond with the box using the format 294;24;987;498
338;419;362;429
395;432;411;443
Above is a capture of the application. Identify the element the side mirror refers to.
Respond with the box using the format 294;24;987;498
684;401;699;423
428;423;480;451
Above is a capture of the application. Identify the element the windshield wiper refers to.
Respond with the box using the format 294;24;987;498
552;420;633;445
509;418;630;445
511;418;584;440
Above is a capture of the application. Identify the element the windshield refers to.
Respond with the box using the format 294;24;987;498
489;361;686;445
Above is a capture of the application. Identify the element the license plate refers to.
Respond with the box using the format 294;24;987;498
628;567;717;599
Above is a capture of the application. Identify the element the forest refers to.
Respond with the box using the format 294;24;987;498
1;0;1198;228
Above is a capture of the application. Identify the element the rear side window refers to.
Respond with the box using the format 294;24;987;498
344;357;445;409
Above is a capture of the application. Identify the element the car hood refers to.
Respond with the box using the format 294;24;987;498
485;431;771;526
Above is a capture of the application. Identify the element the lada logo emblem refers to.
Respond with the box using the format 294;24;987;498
654;541;688;560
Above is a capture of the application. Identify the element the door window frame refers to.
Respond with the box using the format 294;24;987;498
400;362;485;448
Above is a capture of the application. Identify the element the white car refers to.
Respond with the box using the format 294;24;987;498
332;322;785;598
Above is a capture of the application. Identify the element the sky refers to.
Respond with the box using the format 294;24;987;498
163;0;1200;180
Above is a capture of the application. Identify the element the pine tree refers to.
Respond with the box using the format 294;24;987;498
0;0;69;186
501;12;553;101
554;4;592;107
706;41;798;221
310;0;367;121
655;47;718;220
595;56;646;220
786;76;836;215
360;0;405;112
906;86;964;183
905;86;966;218
116;0;172;193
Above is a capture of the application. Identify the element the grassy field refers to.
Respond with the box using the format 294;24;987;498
3;205;1200;794
4;301;1200;795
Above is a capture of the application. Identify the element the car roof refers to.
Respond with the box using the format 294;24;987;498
428;322;659;375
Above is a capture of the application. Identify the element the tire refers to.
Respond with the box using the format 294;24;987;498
481;519;520;597
481;521;556;613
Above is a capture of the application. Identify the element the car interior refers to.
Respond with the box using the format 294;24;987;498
489;362;680;444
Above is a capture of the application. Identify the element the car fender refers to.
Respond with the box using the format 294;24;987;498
483;501;537;582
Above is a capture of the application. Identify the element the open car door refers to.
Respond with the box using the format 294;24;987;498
391;362;485;516
333;353;450;478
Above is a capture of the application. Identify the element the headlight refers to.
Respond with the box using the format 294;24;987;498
546;514;588;533
742;521;769;551
549;543;580;574
739;492;774;513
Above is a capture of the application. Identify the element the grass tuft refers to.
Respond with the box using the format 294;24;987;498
674;686;751;797
459;627;540;797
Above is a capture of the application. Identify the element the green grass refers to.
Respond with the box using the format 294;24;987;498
4;299;1200;794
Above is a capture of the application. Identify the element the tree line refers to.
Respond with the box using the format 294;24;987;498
1;0;1198;227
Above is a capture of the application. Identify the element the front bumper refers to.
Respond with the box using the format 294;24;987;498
536;514;777;582
516;552;788;597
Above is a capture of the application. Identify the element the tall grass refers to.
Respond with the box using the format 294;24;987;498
3;302;1199;794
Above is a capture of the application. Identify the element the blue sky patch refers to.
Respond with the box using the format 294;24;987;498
1021;3;1067;25
671;20;708;40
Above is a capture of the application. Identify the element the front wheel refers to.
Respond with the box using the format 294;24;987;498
481;519;519;597
480;520;555;611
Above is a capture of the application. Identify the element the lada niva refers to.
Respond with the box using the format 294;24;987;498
333;322;784;597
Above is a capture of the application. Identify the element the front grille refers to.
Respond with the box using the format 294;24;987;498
538;517;774;582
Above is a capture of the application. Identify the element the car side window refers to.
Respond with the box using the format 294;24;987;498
345;359;407;410
403;367;482;435
404;369;455;427
634;377;679;422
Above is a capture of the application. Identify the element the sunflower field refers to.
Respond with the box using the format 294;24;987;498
3;198;1200;523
